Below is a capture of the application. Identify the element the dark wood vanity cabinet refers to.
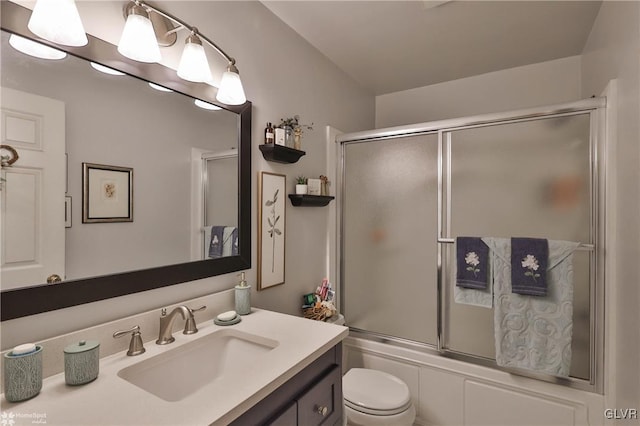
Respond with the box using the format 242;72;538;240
230;343;343;426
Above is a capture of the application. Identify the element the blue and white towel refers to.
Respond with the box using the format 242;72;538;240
454;236;493;308
456;237;489;289
482;237;580;377
205;226;238;258
208;226;225;258
511;237;549;296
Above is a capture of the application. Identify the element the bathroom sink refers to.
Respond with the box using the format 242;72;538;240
117;328;279;402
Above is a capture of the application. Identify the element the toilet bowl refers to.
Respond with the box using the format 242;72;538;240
342;368;416;426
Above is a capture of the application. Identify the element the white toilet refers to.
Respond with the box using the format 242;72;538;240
342;368;416;426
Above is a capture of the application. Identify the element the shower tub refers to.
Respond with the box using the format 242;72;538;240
337;98;607;425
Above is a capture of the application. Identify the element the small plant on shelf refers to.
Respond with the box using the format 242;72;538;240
279;115;314;133
295;176;308;195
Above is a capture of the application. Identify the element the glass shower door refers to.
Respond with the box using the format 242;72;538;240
342;133;439;345
442;113;593;379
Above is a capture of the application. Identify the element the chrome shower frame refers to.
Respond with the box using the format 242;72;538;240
337;97;606;394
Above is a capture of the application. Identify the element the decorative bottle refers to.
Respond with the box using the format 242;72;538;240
235;272;251;315
265;122;275;144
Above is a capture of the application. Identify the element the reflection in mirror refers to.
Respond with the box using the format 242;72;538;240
0;0;251;321
202;151;239;260
1;30;238;289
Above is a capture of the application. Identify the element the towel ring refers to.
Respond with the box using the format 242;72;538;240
0;145;19;167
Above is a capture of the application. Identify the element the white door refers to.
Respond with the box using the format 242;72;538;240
1;87;66;290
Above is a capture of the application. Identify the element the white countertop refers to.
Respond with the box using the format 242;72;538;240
1;309;348;425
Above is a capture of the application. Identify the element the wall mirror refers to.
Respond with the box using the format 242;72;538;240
0;2;252;321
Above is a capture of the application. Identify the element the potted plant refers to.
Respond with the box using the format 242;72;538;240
279;115;313;150
295;176;308;195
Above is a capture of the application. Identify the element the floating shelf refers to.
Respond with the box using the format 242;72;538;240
288;194;335;207
259;144;305;164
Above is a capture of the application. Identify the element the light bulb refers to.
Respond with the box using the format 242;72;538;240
117;5;161;63
8;34;67;60
28;0;87;47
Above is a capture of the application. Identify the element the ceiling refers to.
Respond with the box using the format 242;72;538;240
262;1;602;95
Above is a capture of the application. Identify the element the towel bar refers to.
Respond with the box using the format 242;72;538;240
437;238;594;251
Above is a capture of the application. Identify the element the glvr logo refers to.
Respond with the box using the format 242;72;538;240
604;408;638;420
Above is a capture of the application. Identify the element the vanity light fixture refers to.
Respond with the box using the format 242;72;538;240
117;1;161;63
27;0;87;47
21;0;247;105
90;62;126;76
8;34;67;60
120;0;247;105
194;99;222;111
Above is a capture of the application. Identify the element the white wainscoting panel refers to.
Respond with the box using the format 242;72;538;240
464;380;577;425
343;336;604;426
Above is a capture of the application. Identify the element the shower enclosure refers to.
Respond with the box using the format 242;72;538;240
339;98;605;392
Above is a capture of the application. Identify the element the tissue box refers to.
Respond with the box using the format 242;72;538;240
307;178;322;195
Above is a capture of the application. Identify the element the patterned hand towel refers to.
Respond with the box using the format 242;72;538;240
456;237;489;289
511;237;549;296
483;237;580;377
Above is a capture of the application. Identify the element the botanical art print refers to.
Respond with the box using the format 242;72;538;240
82;163;133;223
258;172;286;290
265;189;282;273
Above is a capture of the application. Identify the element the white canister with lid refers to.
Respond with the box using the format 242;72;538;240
64;340;100;385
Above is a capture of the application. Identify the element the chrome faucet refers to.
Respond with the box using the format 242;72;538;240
156;305;206;345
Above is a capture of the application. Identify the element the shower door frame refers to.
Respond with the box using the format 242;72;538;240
337;97;606;394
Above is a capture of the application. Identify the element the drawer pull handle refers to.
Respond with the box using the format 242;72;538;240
316;405;328;416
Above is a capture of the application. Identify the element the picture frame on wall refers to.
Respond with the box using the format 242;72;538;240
258;171;286;290
82;163;133;223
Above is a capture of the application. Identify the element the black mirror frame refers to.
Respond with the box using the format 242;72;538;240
0;2;252;321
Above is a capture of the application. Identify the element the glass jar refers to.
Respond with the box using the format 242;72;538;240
283;125;294;148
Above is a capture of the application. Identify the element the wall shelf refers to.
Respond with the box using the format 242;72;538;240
259;144;305;164
288;194;335;207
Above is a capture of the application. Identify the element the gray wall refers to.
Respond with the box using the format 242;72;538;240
375;55;582;127
1;1;374;347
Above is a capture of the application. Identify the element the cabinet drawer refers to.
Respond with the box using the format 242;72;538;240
267;401;297;426
297;365;341;426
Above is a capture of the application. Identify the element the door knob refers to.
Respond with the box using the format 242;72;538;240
47;274;62;283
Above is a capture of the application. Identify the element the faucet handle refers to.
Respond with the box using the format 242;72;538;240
113;325;146;356
184;305;206;335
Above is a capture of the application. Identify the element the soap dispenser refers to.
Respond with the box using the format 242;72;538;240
235;272;251;315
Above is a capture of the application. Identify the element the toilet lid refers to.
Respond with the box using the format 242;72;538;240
343;368;412;415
